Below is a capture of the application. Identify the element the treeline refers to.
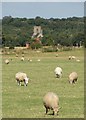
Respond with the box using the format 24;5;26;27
2;16;85;48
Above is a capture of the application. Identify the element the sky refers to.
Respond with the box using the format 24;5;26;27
0;2;85;19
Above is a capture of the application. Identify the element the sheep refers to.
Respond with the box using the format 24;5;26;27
37;59;40;62
69;72;78;84
43;92;59;115
15;72;29;86
68;56;72;60
28;58;30;61
71;56;76;59
5;59;9;64
30;59;32;62
76;59;80;62
54;67;62;78
21;57;24;61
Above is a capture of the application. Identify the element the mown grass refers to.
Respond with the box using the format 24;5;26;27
2;48;84;118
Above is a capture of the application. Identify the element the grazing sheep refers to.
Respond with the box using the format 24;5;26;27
69;72;78;84
76;59;80;62
21;57;24;61
71;56;76;59
30;59;32;62
28;58;30;61
37;59;40;62
68;56;72;60
15;72;29;86
54;67;62;78
43;92;59;115
5;59;9;64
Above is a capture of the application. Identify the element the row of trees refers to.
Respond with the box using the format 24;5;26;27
2;16;84;48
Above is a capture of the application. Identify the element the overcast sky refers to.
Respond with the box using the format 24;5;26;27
1;1;85;19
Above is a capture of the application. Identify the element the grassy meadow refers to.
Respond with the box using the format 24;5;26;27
2;48;84;118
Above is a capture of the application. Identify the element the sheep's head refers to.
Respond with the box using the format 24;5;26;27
24;77;29;85
56;72;62;78
69;79;73;84
53;107;59;115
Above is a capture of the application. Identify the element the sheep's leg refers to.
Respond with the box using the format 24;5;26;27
72;80;75;84
24;81;27;86
46;108;48;114
17;81;20;86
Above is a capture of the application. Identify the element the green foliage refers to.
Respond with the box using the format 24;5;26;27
31;42;42;49
2;16;84;47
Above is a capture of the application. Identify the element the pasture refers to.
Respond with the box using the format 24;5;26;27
2;48;84;118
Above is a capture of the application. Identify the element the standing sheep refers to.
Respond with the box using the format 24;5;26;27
21;57;24;61
69;72;78;84
68;56;72;60
15;72;29;86
71;56;76;60
43;92;59;115
37;59;40;62
54;67;62;78
5;59;9;64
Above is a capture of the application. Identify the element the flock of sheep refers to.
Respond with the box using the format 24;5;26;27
4;53;79;116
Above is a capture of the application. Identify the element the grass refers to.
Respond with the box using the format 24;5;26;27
2;48;84;118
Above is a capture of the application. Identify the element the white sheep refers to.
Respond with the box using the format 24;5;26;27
37;59;40;62
43;92;59;115
54;67;62;78
69;72;78;84
71;56;76;59
15;72;29;86
30;59;32;62
21;57;24;61
5;59;9;64
68;56;72;60
76;59;80;62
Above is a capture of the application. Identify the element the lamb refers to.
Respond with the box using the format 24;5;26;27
15;72;29;86
54;67;62;78
43;92;59;115
5;59;9;64
69;72;78;84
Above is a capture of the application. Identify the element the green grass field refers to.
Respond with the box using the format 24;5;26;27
2;48;84;118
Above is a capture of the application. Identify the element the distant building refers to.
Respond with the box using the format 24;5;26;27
32;26;43;42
